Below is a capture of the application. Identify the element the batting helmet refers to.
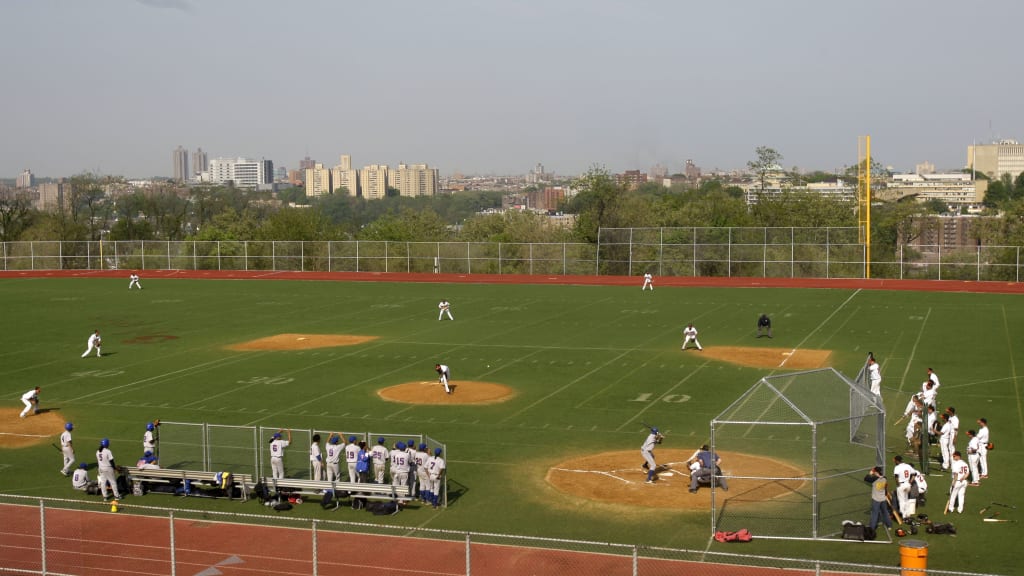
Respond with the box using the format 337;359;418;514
65;422;74;431
79;463;88;469
100;438;109;448
434;447;443;456
329;435;340;445
272;432;282;439
396;441;406;450
407;439;415;448
651;427;659;434
348;436;357;443
377;437;386;445
896;528;907;537
419;443;427;450
146;422;155;431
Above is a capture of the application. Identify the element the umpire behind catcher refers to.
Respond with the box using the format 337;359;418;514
756;314;772;338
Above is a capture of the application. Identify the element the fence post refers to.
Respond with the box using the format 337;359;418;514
530;244;534;275
169;510;176;576
465;532;471;576
498;243;502;275
977;245;981;282
142;240;146;270
312;519;318;576
39;500;46;575
628;228;633;276
938;244;942;281
632;544;638;576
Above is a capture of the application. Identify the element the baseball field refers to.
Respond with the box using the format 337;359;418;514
0;272;1021;574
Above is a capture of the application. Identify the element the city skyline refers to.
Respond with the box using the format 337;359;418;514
2;1;1023;179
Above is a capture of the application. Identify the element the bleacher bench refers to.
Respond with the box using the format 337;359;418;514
266;478;412;503
125;467;255;501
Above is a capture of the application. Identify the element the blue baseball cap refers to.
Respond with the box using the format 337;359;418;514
396;441;406;450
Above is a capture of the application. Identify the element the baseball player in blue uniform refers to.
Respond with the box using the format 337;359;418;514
371;437;389;484
641;427;664;483
389;441;411;489
426;447;446;509
60;422;75;476
325;433;342;482
96;438;122;500
345;436;361;482
269;429;291;479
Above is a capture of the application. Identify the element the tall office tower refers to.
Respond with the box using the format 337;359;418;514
16;169;35;188
192;148;209;178
393;163;439;197
359;164;390;200
299;156;316;170
305;163;332;197
173;146;189;182
207;157;273;188
330;155;359;196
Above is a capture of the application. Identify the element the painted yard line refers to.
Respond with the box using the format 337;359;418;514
65;355;261;403
1001;304;1024;445
616;364;711;432
894;307;931;400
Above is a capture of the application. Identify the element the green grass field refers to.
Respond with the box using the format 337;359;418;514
1;277;1020;574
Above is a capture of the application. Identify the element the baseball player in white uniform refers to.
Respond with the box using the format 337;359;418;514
938;413;953;470
867;357;882;398
60;422;75;476
96;438;122;500
309;434;323;481
927;367;940;390
129;273;142;290
413;443;431;500
344;436;361;482
641;427;662;483
642;272;653;291
143;422;157;455
946;406;960;452
681;324;702;351
269;429;291;479
920;381;937;410
81;330;102;358
965;430;981;485
389;441;411;489
19;386;40;418
325;434;342;482
371;437;389;484
438;300;453;321
892;455;916;518
426;447;446;509
947;451;969;514
975;418;990;478
435;363;451;394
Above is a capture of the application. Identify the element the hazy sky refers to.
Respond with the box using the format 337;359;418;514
3;0;1022;179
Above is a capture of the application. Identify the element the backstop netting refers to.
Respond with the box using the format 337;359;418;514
710;367;885;539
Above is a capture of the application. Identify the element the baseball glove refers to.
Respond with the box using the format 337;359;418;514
987;442;994;450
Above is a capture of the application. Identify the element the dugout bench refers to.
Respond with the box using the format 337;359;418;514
265;478;412;507
125;467;255;501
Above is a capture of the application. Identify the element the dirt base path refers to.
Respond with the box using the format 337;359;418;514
225;333;378;351
0;408;64;449
699;346;831;370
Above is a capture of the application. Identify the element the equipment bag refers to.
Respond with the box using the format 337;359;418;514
714;529;753;542
841;521;866;541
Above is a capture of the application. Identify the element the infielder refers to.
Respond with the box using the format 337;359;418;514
371;437;389;484
389;441;411;490
965;429;981;485
96;438;122;500
129;273;142;290
19;386;40;418
269;429;291;479
681;324;702;351
640;427;663;484
642;272;653;291
81;330;102;358
325;434;343;482
435;363;452;394
344;435;361;482
310;434;323;481
413;444;431;501
892;455;917;518
946;451;969;514
438;299;454;321
426;447;446;509
975;418;990;478
867;357;882;398
143;422;157;455
60;422;75;476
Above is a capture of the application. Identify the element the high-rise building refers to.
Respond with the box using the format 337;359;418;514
15;169;34;188
359;164;390;200
392;163;438;197
967;140;1024;180
299;156;316;170
191;148;208;178
331;155;359;196
173;146;189;181
305;163;332;197
208;157;273;188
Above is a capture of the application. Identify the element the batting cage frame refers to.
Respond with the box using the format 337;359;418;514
710;367;885;540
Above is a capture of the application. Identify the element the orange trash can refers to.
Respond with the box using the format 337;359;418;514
899;539;928;576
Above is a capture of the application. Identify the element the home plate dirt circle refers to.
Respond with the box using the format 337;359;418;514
546;449;805;509
378;382;516;405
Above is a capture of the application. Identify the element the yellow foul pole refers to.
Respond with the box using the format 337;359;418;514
858;136;872;278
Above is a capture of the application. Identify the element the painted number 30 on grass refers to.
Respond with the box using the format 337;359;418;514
630;393;691;403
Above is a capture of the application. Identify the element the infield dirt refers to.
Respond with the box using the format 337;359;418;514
225;333;378;351
0;408;63;449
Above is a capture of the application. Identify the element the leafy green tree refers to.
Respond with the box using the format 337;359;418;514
358;208;449;241
460;210;574;243
747;146;783;194
190;208;262;241
0;187;35;242
256;207;340;241
563;167;627;242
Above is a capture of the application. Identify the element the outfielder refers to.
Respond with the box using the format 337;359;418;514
435;363;451;394
438;299;454;321
60;422;75;476
269;429;291;479
389;441;411;490
975;418;990;478
128;273;142;290
96;438;122;500
81;330;102;358
344;435;360;482
325;434;342;482
946;451;969;514
642;272;653;291
640;427;663;484
19;386;40;418
426;447;446;509
371;437;389;483
681;324;702;351
310;434;323;481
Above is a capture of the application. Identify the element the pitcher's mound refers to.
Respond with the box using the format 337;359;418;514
547;449;804;509
0;408;65;449
379;382;515;405
226;333;378;351
701;346;831;370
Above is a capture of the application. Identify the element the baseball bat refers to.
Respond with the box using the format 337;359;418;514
886;492;903;525
979;506;990;515
51;443;62;453
983;518;1016;523
992;502;1017;509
